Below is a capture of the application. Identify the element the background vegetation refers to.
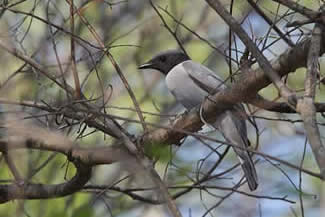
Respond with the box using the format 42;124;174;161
0;0;325;217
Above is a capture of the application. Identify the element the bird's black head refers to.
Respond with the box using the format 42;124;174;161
138;50;190;75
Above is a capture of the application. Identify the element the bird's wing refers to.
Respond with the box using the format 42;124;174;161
183;61;258;190
182;61;226;94
219;110;249;148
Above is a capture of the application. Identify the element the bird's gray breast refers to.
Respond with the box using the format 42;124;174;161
165;61;225;110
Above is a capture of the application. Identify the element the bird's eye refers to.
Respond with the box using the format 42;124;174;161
159;56;166;62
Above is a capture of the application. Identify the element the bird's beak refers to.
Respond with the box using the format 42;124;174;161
138;62;153;70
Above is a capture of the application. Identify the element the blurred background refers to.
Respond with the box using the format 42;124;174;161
0;0;324;217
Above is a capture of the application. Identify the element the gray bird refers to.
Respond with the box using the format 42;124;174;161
139;50;258;191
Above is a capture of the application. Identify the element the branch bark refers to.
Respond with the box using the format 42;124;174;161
297;21;325;176
0;139;92;203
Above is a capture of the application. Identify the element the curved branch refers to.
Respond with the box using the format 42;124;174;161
0;141;92;203
0;123;129;203
0;163;91;203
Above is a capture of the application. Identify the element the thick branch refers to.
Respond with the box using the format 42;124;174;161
251;96;325;113
0;162;91;203
0;139;92;203
0;139;130;166
0;123;130;203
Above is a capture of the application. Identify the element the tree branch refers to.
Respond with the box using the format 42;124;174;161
297;19;325;176
0;139;92;203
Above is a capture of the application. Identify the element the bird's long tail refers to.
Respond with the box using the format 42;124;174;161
216;109;258;191
240;155;258;191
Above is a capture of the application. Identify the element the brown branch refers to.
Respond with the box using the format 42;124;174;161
0;139;130;166
248;95;325;114
171;185;295;204
0;118;133;203
84;183;296;204
297;20;325;176
67;0;81;99
0;159;91;203
250;95;296;113
3;151;22;181
0;139;92;203
84;185;164;205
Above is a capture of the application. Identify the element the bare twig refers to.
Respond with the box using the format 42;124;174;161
299;138;307;217
271;0;320;20
247;0;295;47
69;2;148;133
205;0;296;107
66;0;81;99
149;0;187;55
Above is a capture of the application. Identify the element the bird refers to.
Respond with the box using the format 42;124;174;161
139;50;258;191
